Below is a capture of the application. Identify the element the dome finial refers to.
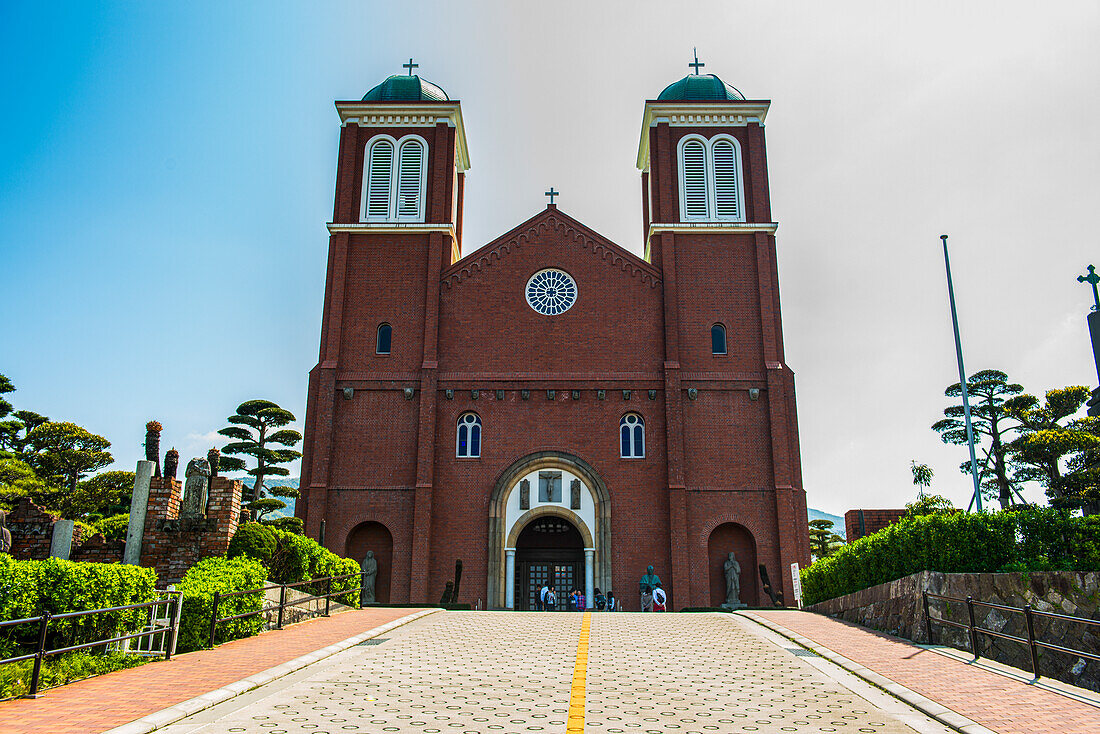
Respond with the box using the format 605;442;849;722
689;48;705;75
402;57;419;76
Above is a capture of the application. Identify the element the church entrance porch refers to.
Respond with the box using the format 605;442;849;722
514;516;584;610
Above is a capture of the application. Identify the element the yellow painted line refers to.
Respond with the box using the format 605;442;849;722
567;611;592;732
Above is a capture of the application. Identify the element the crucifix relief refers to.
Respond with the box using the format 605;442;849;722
539;472;561;503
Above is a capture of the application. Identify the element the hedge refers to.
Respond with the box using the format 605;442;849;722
176;556;268;652
0;556;157;653
800;507;1100;606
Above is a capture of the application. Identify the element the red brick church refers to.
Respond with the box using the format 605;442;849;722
298;61;810;609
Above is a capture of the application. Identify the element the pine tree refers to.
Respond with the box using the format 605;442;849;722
217;400;302;520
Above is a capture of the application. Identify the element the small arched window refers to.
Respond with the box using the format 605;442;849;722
620;413;645;459
457;413;482;458
376;323;392;355
711;323;727;355
364;138;394;219
361;134;428;222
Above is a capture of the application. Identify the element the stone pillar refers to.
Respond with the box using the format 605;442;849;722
504;549;516;610
50;519;74;559
124;460;154;565
584;548;595;610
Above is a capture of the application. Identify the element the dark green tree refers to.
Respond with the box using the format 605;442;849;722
0;457;47;512
24;421;113;495
903;493;955;518
808;519;844;561
0;374;49;461
218;400;302;520
910;461;933;498
64;470;136;518
932;370;1027;510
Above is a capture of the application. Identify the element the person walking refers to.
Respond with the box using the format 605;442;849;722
575;589;586;611
606;591;618;611
652;583;667;612
545;587;556;612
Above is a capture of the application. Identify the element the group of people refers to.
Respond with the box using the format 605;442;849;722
537;585;620;611
638;565;667;612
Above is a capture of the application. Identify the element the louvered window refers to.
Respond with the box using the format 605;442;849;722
396;139;425;219
364;139;394;219
681;139;708;219
712;139;740;219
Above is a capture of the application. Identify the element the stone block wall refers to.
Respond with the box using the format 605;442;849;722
70;533;126;563
844;509;906;542
810;570;1100;692
139;476;242;584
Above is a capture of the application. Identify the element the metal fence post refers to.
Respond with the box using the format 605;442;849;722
1024;604;1041;679
208;591;221;649
360;570;367;608
166;594;183;660
966;595;980;659
27;611;51;697
277;585;287;630
324;577;332;617
922;592;933;644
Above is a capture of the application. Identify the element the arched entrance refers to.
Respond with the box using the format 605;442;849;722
708;522;758;607
514;516;585;610
345;521;393;604
487;451;611;609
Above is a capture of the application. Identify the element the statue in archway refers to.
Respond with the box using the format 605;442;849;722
361;550;378;604
639;565;661;611
723;551;745;609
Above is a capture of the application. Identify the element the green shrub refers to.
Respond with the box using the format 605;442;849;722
0;651;151;699
261;515;304;534
92;514;130;542
266;529;360;605
176;556;267;652
227;522;277;564
0;556;157;654
800;508;1100;606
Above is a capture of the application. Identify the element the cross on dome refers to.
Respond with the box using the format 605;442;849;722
1079;264;1100;311
545;187;558;205
403;57;419;76
689;48;705;75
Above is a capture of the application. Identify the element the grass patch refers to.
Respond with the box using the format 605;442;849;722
0;651;154;700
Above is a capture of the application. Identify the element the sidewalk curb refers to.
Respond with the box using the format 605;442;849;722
103;608;442;734
738;611;998;734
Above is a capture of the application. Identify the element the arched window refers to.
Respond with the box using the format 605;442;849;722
677;134;745;223
376;323;392;355
361;134;428;222
711;323;727;355
457;413;481;458
364;137;394;219
620;413;644;459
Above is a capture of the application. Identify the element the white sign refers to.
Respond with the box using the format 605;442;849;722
790;562;803;609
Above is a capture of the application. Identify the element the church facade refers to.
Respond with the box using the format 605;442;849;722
298;65;810;610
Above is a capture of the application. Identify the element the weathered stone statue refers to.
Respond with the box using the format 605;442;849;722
570;479;581;510
519;479;530;510
723;552;745;609
0;511;11;554
181;458;211;519
164;448;180;480
361;550;378;604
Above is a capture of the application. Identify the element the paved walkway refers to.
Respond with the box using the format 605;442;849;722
751;610;1100;734
0;607;429;734
155;611;954;734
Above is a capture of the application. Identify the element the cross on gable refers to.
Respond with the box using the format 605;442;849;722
1079;264;1100;311
403;57;419;76
689;48;705;75
545;187;558;205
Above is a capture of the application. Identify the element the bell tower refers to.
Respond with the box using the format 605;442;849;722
637;57;810;605
299;65;470;603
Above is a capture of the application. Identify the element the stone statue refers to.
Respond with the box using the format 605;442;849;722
361;550;378;604
723;552;745;609
0;511;11;554
164;448;180;480
639;564;661;595
145;421;162;477
570;479;581;510
519;479;530;510
181;458;211;519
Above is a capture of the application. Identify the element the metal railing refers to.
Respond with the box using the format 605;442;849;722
923;591;1100;679
207;571;367;648
0;591;183;698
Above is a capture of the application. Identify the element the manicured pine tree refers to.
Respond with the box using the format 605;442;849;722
217;400;302;520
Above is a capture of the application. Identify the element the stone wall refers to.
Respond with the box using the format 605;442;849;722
139;475;242;584
6;500;98;561
843;509;906;542
810;570;1100;692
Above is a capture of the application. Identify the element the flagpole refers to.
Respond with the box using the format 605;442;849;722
941;235;983;512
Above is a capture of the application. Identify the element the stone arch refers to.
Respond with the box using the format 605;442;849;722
707;522;758;607
487;451;611;609
506;505;595;548
345;521;393;604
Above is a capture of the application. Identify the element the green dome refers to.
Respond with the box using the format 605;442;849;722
362;75;449;102
658;74;744;101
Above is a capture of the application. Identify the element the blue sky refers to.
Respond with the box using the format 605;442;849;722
2;2;1098;514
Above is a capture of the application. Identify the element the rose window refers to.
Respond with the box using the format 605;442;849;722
525;269;577;315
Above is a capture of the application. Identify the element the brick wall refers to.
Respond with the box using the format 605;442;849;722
845;509;907;542
7;500;59;560
139;476;242;584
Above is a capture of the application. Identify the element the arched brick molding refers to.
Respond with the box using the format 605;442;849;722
345;520;393;604
707;522;759;606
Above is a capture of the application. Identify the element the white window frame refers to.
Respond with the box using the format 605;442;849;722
361;133;428;222
456;412;482;458
676;133;746;223
619;413;645;459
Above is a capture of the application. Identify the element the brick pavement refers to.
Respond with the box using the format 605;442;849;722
0;607;428;734
751;609;1100;734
